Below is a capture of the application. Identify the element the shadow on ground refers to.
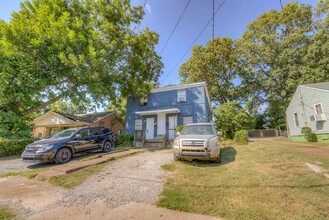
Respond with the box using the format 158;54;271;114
181;147;237;167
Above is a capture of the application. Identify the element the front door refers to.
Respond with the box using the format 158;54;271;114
157;113;166;136
168;116;177;140
146;118;154;140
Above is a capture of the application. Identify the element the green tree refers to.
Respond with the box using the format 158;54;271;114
47;100;91;114
213;102;254;139
179;37;240;105
0;0;163;135
237;2;317;127
106;96;127;121
0;0;162;115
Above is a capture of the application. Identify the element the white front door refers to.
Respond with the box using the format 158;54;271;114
146;118;154;140
157;113;166;135
168;116;177;140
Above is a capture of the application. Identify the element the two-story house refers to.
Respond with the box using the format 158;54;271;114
126;82;212;146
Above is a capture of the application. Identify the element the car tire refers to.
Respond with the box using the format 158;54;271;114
102;141;112;153
55;148;72;164
215;155;221;163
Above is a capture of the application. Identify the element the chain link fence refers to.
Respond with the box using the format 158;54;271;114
247;129;279;139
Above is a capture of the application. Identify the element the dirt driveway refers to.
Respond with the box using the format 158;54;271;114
0;150;221;220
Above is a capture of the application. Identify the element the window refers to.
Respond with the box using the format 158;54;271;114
140;97;147;105
78;129;90;138
135;119;142;131
177;89;186;102
183;116;193;125
315;103;323;115
37;133;42;138
293;113;300;127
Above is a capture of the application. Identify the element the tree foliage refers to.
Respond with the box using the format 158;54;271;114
0;0;163;116
0;0;163;135
237;2;329;127
47;100;91;115
106;96;127;121
213;102;254;139
179;37;240;105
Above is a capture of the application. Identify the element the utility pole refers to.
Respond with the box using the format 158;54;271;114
299;86;308;126
279;0;283;10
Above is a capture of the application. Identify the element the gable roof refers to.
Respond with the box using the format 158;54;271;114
301;82;329;92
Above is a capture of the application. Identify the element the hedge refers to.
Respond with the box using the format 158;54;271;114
0;138;34;157
116;134;134;147
234;130;248;145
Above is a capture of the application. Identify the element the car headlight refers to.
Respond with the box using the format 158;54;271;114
37;144;54;152
173;139;180;148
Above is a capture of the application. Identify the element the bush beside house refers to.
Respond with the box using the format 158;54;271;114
0;138;33;157
301;127;317;142
116;134;134;147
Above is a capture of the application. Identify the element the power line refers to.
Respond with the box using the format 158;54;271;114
160;0;227;84
160;0;192;55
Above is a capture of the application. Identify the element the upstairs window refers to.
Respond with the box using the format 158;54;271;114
293;112;299;127
140;97;147;105
315;103;323;115
177;89;186;102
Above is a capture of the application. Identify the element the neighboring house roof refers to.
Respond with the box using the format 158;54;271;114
33;111;116;125
301;82;329;92
55;111;115;123
286;82;329;113
151;82;211;105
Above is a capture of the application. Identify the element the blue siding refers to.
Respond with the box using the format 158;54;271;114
126;85;211;135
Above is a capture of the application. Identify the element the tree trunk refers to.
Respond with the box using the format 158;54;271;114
21;93;65;115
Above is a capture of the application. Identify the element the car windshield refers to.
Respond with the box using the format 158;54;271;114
180;125;215;135
50;129;78;139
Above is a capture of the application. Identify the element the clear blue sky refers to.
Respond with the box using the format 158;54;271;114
0;0;319;87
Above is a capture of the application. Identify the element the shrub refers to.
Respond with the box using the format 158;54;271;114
301;127;317;142
0;138;34;157
176;125;184;132
116;134;134;147
234;130;248;144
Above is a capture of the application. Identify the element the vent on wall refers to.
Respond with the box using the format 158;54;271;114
178;96;186;102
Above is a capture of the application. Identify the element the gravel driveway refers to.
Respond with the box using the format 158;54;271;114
0;149;173;219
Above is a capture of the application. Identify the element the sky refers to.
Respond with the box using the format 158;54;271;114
0;0;319;88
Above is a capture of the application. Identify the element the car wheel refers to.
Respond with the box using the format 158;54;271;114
55;148;72;164
102;141;112;152
173;155;180;161
215;155;221;163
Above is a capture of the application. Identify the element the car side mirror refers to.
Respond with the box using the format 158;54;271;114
75;134;82;139
217;131;223;136
176;132;180;136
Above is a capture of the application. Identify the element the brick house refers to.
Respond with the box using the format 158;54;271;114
32;111;125;138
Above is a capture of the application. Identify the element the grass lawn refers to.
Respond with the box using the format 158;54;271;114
158;140;329;220
0;205;15;220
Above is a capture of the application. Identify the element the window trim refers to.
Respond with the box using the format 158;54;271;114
135;119;142;131
293;112;300;127
314;102;324;115
177;89;186;102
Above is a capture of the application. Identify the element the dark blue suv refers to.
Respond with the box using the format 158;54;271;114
21;127;114;164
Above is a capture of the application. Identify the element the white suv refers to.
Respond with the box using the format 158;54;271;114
173;123;221;163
